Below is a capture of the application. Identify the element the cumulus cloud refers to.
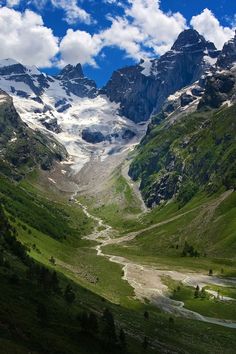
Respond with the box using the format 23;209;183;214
0;7;59;67
59;29;102;67
50;0;91;25
5;0;21;6
25;0;92;25
1;2;235;69
59;0;187;66
191;8;235;49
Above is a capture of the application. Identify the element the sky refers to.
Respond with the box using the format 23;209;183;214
0;0;235;86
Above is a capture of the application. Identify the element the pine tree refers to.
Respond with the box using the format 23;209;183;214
142;336;148;350
119;328;126;351
64;284;75;304
194;285;200;298
102;308;117;347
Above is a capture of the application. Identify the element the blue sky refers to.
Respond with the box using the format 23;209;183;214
0;0;235;86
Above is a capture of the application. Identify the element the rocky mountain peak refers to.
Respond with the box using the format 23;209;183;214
103;29;220;123
57;63;97;99
171;29;216;53
217;30;236;69
58;63;84;80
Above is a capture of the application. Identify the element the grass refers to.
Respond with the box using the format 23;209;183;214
163;277;236;321
17;223;134;306
101;190;236;278
1;173;236;353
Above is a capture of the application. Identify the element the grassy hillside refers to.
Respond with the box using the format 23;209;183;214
129;103;236;208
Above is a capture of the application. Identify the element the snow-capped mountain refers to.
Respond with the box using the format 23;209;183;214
0;58;144;172
102;29;220;122
0;29;235;174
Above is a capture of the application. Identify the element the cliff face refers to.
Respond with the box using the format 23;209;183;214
129;46;236;207
102;29;219;123
0;90;67;177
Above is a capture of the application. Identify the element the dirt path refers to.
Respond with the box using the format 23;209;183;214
71;190;236;329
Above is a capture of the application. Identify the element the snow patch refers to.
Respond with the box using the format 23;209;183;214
140;59;152;77
204;56;217;66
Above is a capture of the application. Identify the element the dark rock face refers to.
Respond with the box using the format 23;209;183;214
142;173;181;208
57;64;98;99
199;72;235;109
82;129;105;143
0;61;98;103
121;129;136;140
81;127;136;144
0;63;49;97
181;94;196;107
40;117;62;133
101;65;156;123
103;29;219;123
217;31;236;69
0;91;67;174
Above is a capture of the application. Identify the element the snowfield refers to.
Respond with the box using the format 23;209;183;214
0;58;147;173
13;93;145;173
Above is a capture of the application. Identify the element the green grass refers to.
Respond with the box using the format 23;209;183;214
17;222;134;306
1;174;236;353
102;190;236;279
163;277;236;321
0;174;95;241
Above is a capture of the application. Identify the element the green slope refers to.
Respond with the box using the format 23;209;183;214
130;104;236;208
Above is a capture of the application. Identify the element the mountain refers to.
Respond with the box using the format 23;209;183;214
56;63;98;99
129;33;236;207
0;29;236;354
0;90;66;179
217;30;236;69
102;29;220;123
0;59;143;172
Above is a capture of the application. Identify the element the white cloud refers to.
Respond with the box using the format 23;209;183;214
100;16;146;60
101;0;187;58
0;7;59;67
191;8;235;49
6;0;21;7
59;29;102;67
50;0;91;25
59;0;187;66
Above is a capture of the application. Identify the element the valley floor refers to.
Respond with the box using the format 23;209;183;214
14;147;236;353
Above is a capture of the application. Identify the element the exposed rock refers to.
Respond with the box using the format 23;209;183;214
40;117;62;133
103;29;219;123
217;30;236;69
181;93;196;107
82;129;106;143
199;71;235;109
57;64;98;99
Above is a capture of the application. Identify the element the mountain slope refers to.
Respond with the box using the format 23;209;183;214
129;33;236;207
0;59;143;172
0;90;66;178
103;29;219;123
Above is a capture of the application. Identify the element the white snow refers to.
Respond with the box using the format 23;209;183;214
204;56;217;66
0;60;148;173
11;92;146;174
140;59;153;77
0;58;19;68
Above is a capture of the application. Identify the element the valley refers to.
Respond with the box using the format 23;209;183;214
0;28;236;354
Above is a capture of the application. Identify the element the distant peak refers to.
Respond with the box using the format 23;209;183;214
59;63;84;80
0;58;20;68
171;29;216;51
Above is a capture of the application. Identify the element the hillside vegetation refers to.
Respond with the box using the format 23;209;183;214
130;103;236;208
